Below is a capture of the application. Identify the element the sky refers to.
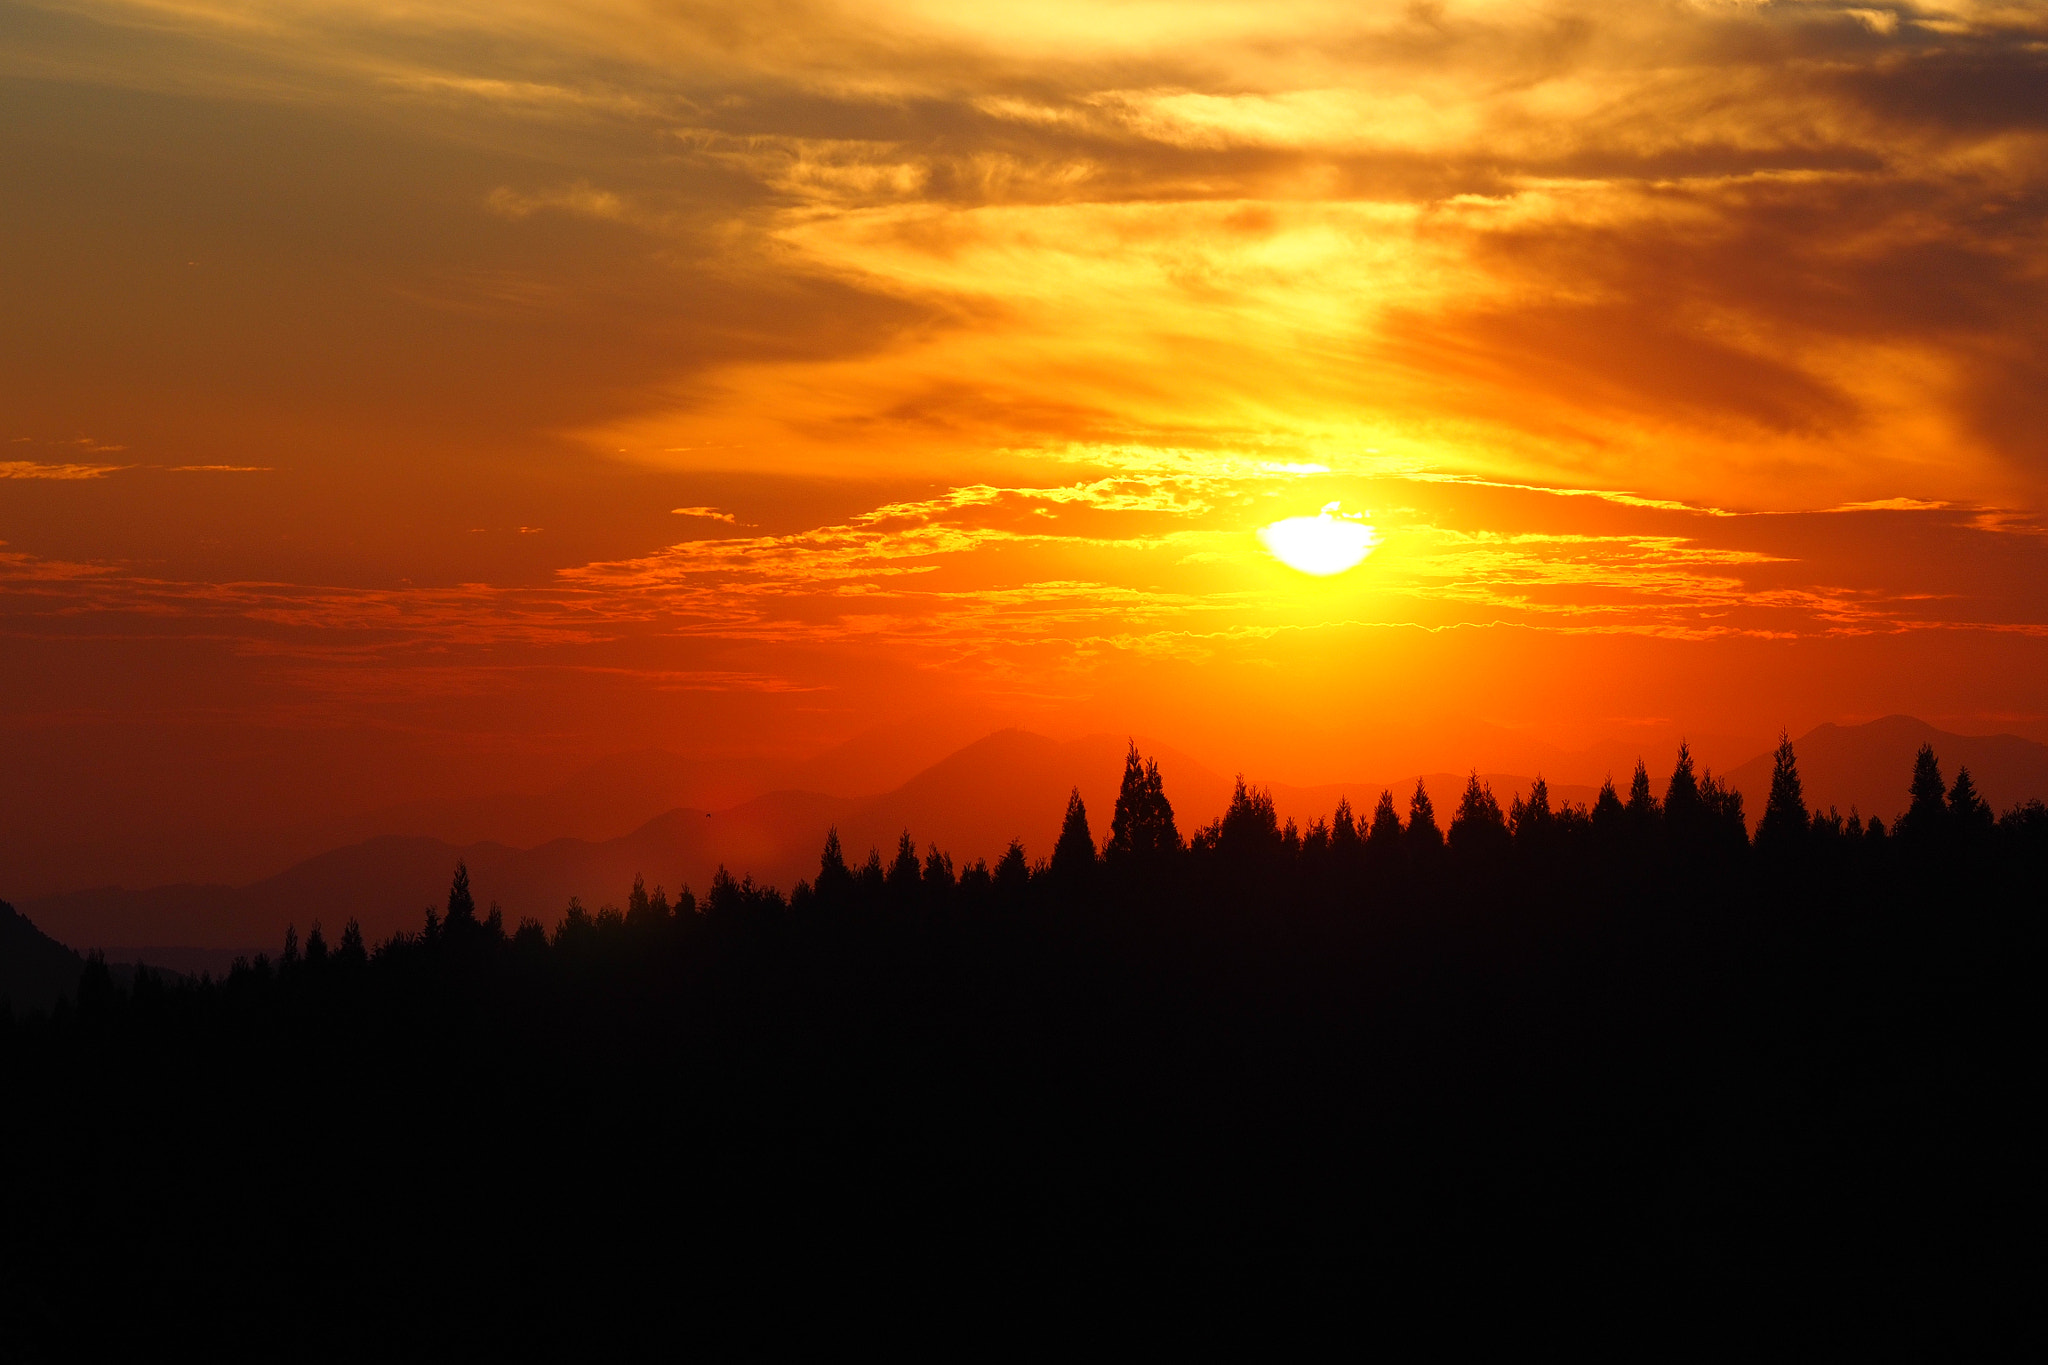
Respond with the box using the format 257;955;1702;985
4;0;2047;893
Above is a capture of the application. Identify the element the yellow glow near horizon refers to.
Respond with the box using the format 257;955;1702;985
1258;502;1378;576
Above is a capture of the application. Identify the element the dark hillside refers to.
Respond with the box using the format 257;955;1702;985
0;900;84;1014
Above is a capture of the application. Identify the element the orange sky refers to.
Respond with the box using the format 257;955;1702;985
5;0;2047;895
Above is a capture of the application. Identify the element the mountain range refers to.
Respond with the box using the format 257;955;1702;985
11;716;2045;976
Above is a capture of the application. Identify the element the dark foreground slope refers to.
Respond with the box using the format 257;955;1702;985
3;842;2041;1351
0;901;84;1015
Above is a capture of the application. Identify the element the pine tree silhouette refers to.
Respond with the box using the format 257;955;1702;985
1051;789;1098;884
1449;771;1510;867
816;828;855;905
1368;789;1403;849
1592;775;1626;847
888;831;922;905
857;848;887;905
1756;731;1809;858
1900;744;1948;847
922;844;956;897
1510;777;1554;847
993;839;1030;904
338;918;367;967
1626;760;1659;820
1331;797;1361;853
1949;766;1995;846
1105;742;1180;865
1664;743;1701;821
1406;779;1443;861
446;861;477;930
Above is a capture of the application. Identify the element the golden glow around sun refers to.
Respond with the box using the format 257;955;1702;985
1257;502;1379;577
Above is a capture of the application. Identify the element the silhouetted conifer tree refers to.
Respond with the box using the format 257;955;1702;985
1406;780;1443;864
1626;760;1659;821
922;844;955;898
1663;743;1711;868
887;832;922;905
1051;789;1098;884
816;829;855;905
447;861;477;930
1105;743;1180;866
1331;798;1361;853
957;857;993;905
1698;770;1747;864
1592;776;1627;849
1362;789;1404;888
1949;766;1995;850
1510;777;1554;846
1624;759;1662;865
554;897;592;948
707;867;744;918
625;874;655;929
1209;778;1284;885
1449;772;1510;869
1368;789;1403;849
1756;731;1809;859
994;840;1030;905
1221;777;1279;844
1900;744;1948;848
338;919;367;967
857;849;886;905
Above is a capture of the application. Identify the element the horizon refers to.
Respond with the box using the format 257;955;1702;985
14;712;2048;976
6;2;2048;944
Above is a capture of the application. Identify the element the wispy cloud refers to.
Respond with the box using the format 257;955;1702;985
0;461;125;479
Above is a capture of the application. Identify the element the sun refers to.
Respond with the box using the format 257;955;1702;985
1257;502;1379;576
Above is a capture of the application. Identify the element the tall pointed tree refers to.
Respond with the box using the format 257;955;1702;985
1368;789;1403;849
1592;776;1626;842
815;828;855;904
1406;779;1443;858
1050;788;1097;882
1899;744;1948;846
1106;742;1180;865
1756;731;1809;857
887;831;922;904
1948;766;1994;842
446;861;477;929
1448;771;1510;865
1626;760;1659;819
1664;743;1701;821
1331;797;1361;853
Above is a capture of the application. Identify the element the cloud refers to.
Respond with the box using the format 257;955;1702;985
484;182;632;223
671;506;739;523
0;461;125;479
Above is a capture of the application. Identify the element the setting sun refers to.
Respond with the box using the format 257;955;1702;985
1257;502;1379;576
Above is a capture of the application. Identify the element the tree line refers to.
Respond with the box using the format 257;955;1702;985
1;735;2037;1352
44;733;2037;999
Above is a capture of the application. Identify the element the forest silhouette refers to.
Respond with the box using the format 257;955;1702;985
2;738;2041;1347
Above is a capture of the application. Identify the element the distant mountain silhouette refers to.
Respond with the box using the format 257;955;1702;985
2;899;87;1014
766;710;1011;797
17;726;1621;960
40;717;2046;962
1722;716;2048;825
